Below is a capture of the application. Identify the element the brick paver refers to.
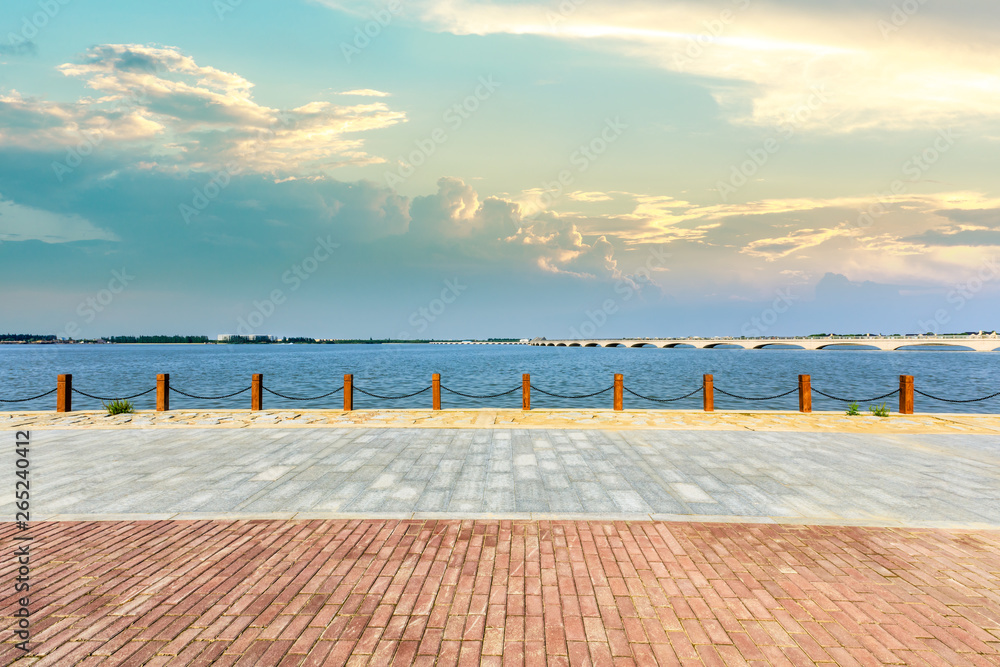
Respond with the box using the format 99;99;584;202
2;519;998;665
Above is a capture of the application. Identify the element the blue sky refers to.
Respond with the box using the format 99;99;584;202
1;0;999;339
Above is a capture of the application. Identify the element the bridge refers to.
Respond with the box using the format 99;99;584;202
529;334;1000;352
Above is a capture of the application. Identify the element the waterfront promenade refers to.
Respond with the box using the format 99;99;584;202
2;410;999;665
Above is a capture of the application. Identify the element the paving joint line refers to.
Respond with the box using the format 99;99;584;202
24;511;1000;530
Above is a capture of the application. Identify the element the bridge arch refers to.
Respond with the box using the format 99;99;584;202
584;343;601;347
604;343;625;348
750;343;807;350
568;343;581;347
815;343;881;351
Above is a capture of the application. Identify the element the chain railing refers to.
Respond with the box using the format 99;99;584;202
530;385;614;399
714;387;798;401
2;372;996;415
0;388;57;403
812;388;900;403
263;386;343;401
915;389;1000;404
72;387;157;402
623;385;704;403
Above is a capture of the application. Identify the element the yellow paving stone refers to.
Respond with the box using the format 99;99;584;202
3;408;1000;433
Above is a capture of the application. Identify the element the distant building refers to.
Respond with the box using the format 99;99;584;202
217;334;275;342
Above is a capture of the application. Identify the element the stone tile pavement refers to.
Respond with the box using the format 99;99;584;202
3;423;1000;665
1;519;998;666
8;428;1000;527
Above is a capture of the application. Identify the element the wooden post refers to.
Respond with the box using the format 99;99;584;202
432;374;441;410
251;374;263;411
899;375;914;415
57;374;72;413
613;374;623;411
798;375;811;413
703;374;714;412
344;374;353;411
522;374;531;411
157;374;170;412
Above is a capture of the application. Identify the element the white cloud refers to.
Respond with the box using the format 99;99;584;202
405;177;622;279
741;227;853;261
0;44;406;175
337;89;392;97
340;0;1000;133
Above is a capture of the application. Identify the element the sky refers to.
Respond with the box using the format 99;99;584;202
1;0;999;340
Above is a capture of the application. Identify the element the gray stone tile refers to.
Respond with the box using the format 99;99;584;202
10;427;998;527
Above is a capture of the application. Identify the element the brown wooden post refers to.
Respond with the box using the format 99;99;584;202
251;374;263;411
613;374;624;411
899;375;914;415
522;374;531;411
344;374;353;411
703;374;714;412
798;375;812;413
157;374;170;412
432;374;442;410
57;374;72;413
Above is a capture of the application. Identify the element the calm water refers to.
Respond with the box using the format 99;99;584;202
1;344;999;413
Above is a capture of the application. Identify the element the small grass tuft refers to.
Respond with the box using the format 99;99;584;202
846;402;861;416
868;402;890;418
103;399;134;415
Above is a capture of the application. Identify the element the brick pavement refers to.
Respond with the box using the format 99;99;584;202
2;519;998;666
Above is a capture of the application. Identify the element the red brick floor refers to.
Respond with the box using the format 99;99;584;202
2;520;999;666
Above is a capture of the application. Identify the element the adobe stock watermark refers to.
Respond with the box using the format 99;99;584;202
397;278;468;338
917;256;999;334
546;0;586;27
853;128;957;231
51;128;104;182
384;76;501;188
877;0;930;38
674;0;752;71
235;236;340;335
568;246;670;339
522;117;628;219
5;0;72;54
717;86;829;203
740;287;798;337
340;0;406;63
214;0;244;20
59;268;135;339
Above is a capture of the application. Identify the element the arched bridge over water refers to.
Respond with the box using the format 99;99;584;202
530;335;1000;352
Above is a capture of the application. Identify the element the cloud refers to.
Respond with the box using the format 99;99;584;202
905;229;1000;247
0;198;117;244
333;0;1000;133
741;227;853;261
406;177;621;279
0;44;406;175
337;89;392;97
568;191;612;203
934;207;1000;227
0;41;37;57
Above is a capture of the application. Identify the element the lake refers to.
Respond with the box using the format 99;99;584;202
1;343;998;413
